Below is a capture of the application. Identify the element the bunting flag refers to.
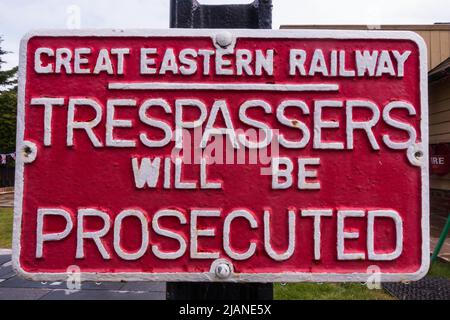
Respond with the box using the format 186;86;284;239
0;152;16;164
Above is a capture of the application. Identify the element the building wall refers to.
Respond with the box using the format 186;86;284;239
430;77;450;190
281;24;450;70
415;29;450;70
281;24;450;195
430;189;450;214
430;78;450;145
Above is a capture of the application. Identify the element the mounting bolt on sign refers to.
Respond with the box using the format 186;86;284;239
215;32;233;48
12;0;429;302
212;259;233;279
215;264;231;279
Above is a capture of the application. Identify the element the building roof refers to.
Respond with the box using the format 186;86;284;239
280;24;450;31
429;57;450;82
280;24;450;73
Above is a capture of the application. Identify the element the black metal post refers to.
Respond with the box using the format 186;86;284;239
170;0;272;29
166;0;273;300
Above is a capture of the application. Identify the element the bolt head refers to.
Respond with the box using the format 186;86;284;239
215;32;233;48
215;263;231;279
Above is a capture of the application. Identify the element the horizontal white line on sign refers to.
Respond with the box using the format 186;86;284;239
108;82;340;92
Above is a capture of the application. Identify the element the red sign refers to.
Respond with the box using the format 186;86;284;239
430;144;450;176
13;30;429;282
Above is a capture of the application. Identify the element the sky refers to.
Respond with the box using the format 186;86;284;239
0;0;449;69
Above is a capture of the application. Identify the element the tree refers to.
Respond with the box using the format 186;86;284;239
0;38;17;92
0;36;18;157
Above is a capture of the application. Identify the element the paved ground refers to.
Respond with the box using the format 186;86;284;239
0;193;167;300
0;251;166;300
383;276;450;300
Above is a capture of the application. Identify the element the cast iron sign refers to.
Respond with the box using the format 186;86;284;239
13;29;429;282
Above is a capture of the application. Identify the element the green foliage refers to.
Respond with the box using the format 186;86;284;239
0;89;16;154
0;37;17;91
0;37;17;155
0;207;13;248
274;282;394;300
0;66;17;90
428;260;450;279
274;261;450;300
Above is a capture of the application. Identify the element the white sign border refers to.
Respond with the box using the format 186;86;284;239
12;28;429;283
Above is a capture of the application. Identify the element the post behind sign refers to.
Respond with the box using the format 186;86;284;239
166;0;273;300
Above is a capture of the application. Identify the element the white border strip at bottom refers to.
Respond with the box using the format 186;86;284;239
12;270;428;283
